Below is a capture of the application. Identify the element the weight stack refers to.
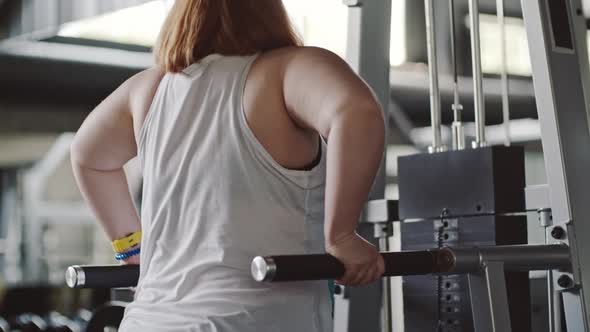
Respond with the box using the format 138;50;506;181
397;146;530;332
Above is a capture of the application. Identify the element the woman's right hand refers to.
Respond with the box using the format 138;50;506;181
325;233;385;286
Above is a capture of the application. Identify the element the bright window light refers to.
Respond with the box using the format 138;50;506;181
390;1;407;66
57;0;408;68
476;14;532;76
282;0;349;58
57;1;169;47
472;14;590;77
283;0;407;66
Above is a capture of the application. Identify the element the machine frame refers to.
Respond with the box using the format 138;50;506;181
522;0;590;330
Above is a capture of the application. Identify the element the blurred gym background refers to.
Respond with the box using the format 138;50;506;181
0;0;560;330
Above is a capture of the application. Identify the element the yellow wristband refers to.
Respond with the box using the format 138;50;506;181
112;231;142;253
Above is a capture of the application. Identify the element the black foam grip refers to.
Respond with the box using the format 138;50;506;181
267;250;446;282
271;254;346;282
78;265;139;288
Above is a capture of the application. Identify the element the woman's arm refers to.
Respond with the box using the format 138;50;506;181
282;47;386;286
71;68;163;264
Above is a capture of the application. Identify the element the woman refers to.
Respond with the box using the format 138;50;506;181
71;0;385;331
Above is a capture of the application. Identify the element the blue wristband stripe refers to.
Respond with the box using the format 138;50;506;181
115;247;141;261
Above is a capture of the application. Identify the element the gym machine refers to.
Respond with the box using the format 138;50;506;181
250;0;590;331
64;0;590;331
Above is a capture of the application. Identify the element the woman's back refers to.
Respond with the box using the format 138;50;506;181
70;3;386;329
119;52;333;332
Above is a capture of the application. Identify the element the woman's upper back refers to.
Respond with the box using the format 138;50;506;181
136;47;333;261
130;46;379;172
129;50;330;325
116;46;377;331
130;47;324;172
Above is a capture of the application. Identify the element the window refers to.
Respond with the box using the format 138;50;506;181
57;0;408;67
57;1;169;47
475;14;532;76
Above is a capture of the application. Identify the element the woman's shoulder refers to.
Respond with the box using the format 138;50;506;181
259;46;344;67
251;46;347;87
127;67;166;94
122;67;166;134
127;67;165;110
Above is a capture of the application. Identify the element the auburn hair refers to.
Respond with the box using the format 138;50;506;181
154;0;303;72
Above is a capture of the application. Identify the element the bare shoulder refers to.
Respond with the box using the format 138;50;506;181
127;67;165;101
126;67;165;115
256;46;347;71
121;67;165;138
249;46;355;97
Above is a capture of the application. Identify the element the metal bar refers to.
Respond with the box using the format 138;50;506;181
468;0;487;147
68;244;572;291
522;0;590;328
468;272;494;332
249;245;569;283
449;0;465;150
450;244;571;273
342;1;391;330
424;0;444;152
66;265;140;289
548;271;564;332
253;250;451;282
449;0;459;89
563;290;586;332
540;209;560;332
484;262;512;332
497;0;511;146
467;263;512;332
379;236;392;332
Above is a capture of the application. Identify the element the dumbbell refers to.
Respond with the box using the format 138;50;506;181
45;312;79;332
0;317;9;332
71;309;92;330
12;313;47;332
85;302;127;332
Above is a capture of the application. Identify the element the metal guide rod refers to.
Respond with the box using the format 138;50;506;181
425;0;444;152
469;0;487;148
449;0;465;150
496;0;511;146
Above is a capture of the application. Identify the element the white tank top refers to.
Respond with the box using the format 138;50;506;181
119;54;332;332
